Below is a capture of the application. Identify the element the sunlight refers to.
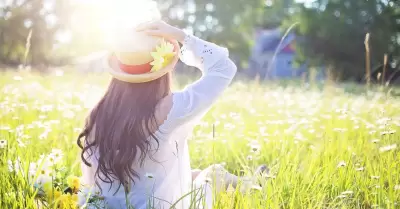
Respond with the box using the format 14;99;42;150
73;0;161;45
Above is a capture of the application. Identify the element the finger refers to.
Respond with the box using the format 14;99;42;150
135;20;159;31
142;29;164;37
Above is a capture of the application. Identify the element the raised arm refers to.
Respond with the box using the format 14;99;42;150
164;34;237;128
137;21;237;132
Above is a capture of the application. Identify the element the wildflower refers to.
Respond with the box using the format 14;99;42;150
250;185;262;191
35;174;52;186
73;128;82;133
67;175;81;192
0;139;7;148
371;176;380;179
7;160;14;172
56;193;78;209
150;40;175;72
49;149;64;163
380;130;396;136
43;182;61;201
379;144;397;153
226;184;235;194
333;128;347;133
17;138;26;147
355;167;365;171
371;139;380;144
337;161;346;168
63;110;75;119
341;190;354;195
247;155;253;161
248;140;261;153
145;173;154;179
394;185;400;191
55;69;64;76
13;76;23;81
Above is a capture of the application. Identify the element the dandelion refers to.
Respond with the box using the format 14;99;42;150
56;193;78;209
67;175;81;192
0;139;7;148
379;144;397;153
337;161;346;168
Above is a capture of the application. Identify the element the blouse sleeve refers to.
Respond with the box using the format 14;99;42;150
159;34;237;133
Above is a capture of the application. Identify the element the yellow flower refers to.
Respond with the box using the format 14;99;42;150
43;183;62;202
150;39;175;72
56;193;78;209
67;175;80;192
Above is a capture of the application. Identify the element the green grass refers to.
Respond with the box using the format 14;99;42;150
0;71;399;209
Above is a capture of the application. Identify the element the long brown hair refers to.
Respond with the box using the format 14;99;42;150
77;73;171;193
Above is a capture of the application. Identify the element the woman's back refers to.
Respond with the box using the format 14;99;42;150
79;23;237;209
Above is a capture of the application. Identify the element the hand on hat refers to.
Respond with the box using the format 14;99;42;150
136;20;186;43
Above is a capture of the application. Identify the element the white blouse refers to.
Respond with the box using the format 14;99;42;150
80;34;237;209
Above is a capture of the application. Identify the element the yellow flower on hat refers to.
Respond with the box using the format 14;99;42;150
150;39;175;72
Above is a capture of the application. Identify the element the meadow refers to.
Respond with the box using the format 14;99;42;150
0;71;399;209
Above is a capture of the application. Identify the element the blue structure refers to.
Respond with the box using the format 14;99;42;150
248;28;319;80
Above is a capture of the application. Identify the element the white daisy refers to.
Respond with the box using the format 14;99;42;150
337;161;347;168
145;173;154;179
0;139;7;148
379;144;397;153
371;176;380;179
341;190;354;195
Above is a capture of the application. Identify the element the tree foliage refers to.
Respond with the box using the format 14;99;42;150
284;0;399;80
0;0;399;81
0;0;72;66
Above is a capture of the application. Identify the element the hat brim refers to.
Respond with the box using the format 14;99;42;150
104;40;180;83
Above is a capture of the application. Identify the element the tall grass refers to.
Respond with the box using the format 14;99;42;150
0;71;399;208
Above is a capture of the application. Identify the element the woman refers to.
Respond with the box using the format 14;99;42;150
77;20;266;209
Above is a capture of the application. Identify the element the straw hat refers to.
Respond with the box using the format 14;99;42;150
103;27;180;83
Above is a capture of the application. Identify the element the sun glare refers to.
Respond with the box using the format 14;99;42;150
74;0;160;46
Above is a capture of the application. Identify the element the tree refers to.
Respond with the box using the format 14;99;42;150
284;0;399;81
0;0;73;67
157;0;267;67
